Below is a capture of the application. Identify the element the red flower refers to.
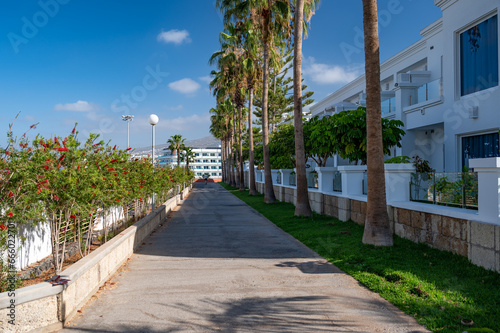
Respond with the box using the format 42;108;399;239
77;165;80;170
0;224;7;230
140;180;145;183
140;186;143;188
8;212;13;217
30;124;37;129
113;145;117;150
58;147;69;152
71;127;76;134
54;195;59;201
126;147;132;151
110;159;117;163
70;215;76;219
102;177;106;180
108;168;115;171
8;192;13;198
44;165;49;170
116;199;120;202
59;155;65;161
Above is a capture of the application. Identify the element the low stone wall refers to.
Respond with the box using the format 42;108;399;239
255;181;500;273
0;184;192;333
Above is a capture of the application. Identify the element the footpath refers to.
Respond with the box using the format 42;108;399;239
59;183;428;332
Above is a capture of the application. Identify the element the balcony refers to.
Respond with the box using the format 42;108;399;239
381;97;396;116
410;78;441;106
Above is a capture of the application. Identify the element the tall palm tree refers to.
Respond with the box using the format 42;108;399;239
242;22;261;196
180;145;196;171
167;134;186;167
292;0;318;217
219;0;292;203
361;0;393;246
293;0;312;217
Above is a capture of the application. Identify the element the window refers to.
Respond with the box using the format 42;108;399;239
460;15;498;96
462;132;500;169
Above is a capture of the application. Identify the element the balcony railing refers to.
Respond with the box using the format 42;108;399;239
289;173;296;186
410;78;441;106
362;171;368;195
333;171;342;192
381;97;396;115
307;172;318;189
410;172;478;209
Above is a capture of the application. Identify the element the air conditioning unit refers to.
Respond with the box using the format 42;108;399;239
469;106;479;119
398;73;411;83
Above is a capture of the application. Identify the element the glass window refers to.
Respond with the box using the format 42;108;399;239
460;15;498;96
462;132;500;169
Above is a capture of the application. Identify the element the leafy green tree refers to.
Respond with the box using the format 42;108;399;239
329;108;405;165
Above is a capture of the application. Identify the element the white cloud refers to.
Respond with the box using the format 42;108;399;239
157;29;191;45
160;114;210;131
165;104;184;111
303;57;361;84
23;115;36;123
54;100;98;112
198;76;212;83
168;78;201;94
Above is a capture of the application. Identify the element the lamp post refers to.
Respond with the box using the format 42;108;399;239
121;115;134;148
148;114;159;209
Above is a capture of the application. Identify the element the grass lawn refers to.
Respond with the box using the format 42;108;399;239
220;183;500;333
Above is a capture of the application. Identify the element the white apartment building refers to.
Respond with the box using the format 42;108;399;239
311;0;499;172
157;136;223;179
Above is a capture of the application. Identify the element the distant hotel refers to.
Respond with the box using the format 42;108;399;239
157;136;222;179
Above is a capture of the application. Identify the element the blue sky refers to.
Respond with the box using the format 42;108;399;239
0;0;442;149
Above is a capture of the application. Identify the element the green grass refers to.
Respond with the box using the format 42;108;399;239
220;183;500;333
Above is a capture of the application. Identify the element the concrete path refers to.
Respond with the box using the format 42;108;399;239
59;183;428;333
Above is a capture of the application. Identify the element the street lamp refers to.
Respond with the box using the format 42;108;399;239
121;115;134;148
148;114;159;209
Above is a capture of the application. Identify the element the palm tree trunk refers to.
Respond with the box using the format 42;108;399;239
248;87;258;195
294;0;313;217
221;140;226;182
238;105;245;190
361;0;393;246
230;131;236;186
262;12;276;204
272;74;277;133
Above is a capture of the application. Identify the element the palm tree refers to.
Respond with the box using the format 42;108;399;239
242;22;261;196
218;0;293;203
167;134;186;167
210;99;234;184
293;0;312;217
180;145;196;171
361;0;393;246
292;0;318;217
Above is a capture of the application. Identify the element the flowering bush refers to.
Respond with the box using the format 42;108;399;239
0;121;193;280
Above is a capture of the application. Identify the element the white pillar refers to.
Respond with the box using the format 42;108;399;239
384;163;415;202
338;165;367;196
469;157;500;224
315;167;337;193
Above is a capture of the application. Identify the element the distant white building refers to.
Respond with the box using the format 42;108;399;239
157;136;223;179
311;0;499;172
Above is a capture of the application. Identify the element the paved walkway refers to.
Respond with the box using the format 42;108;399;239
60;183;428;333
